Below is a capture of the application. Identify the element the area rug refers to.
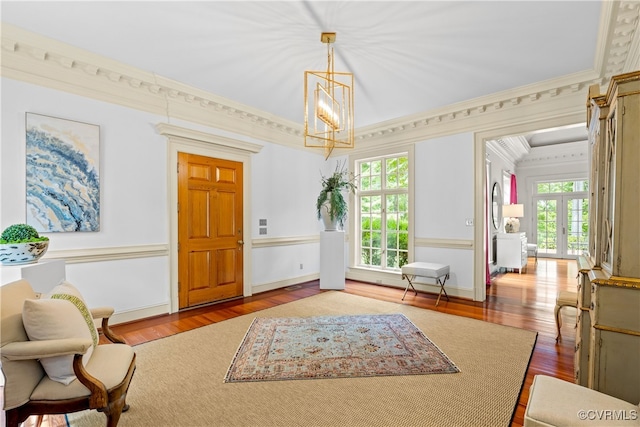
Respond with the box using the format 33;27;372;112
63;291;537;427
224;313;459;382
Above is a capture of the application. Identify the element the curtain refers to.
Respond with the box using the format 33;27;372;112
486;175;491;286
510;174;518;204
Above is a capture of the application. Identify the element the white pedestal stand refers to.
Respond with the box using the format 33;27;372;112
320;231;345;290
0;259;66;292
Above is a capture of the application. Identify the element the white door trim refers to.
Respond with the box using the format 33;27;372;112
157;123;263;313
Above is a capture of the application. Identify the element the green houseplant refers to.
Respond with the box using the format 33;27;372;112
0;223;49;265
316;162;357;230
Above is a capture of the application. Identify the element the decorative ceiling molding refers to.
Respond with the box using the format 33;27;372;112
487;136;531;166
605;0;640;75
516;141;589;169
1;0;637;155
1;24;304;150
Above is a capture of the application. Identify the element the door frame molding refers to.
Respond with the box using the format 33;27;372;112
157;123;263;313
474;111;584;302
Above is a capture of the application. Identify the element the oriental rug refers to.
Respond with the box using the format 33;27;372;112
224;313;459;382
60;291;537;427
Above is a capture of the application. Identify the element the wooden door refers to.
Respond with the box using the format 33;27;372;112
178;153;243;309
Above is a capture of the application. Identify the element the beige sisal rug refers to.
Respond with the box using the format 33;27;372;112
65;291;537;427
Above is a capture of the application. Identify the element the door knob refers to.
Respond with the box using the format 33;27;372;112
237;240;244;245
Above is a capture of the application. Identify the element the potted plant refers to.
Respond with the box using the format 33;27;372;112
0;223;49;265
316;162;357;231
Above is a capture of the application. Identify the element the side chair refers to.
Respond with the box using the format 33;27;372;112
554;290;578;341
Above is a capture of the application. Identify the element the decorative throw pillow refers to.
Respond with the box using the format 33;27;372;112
22;298;94;385
21;281;98;385
49;281;99;348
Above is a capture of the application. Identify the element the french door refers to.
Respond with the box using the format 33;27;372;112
535;194;589;259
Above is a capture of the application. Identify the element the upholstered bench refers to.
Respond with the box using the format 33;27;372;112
524;375;640;426
401;262;450;306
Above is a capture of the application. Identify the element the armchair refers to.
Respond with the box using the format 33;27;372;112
1;279;136;427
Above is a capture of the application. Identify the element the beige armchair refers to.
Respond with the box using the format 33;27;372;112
1;279;136;427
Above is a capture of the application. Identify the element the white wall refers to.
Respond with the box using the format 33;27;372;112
1;80;169;246
414;133;475;292
250;142;328;288
251;142;325;239
1;78;171;315
415;133;474;240
1;77;327;319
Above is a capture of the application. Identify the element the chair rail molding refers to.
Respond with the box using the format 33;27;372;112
42;244;169;264
251;235;320;248
414;238;474;250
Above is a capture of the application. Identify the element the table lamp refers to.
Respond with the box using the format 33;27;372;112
503;204;524;233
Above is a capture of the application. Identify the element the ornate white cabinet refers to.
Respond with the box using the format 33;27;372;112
588;274;640;404
497;232;527;273
576;71;640;404
574;256;592;387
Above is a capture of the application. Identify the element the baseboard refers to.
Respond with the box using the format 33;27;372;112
110;302;170;325
252;273;320;294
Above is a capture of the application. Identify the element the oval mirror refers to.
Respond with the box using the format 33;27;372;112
491;182;502;230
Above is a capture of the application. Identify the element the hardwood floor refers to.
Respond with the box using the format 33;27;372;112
36;257;577;427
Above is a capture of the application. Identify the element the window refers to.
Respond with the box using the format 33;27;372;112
357;154;409;270
534;179;589;258
536;180;589;194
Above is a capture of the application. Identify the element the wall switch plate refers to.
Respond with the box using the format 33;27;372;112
259;227;267;235
259;219;267;226
465;218;474;226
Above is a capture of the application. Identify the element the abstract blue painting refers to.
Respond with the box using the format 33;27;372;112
25;113;100;232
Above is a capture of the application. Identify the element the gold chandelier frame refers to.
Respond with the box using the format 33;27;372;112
304;32;354;159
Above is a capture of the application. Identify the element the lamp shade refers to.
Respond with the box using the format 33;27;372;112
503;204;524;218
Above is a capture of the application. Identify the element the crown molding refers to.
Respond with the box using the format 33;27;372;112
0;24;305;149
1;0;637;154
349;0;637;150
487;136;531;166
604;0;640;75
516;140;589;169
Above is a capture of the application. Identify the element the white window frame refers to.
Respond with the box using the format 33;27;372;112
349;147;413;275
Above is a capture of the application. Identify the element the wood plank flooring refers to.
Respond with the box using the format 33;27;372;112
38;257;577;427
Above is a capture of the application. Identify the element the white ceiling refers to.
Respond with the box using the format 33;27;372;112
1;1;602;139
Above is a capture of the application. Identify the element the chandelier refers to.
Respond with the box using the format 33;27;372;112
304;32;354;159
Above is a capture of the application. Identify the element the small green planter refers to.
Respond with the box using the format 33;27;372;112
0;224;49;265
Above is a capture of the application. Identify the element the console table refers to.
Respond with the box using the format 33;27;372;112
497;232;527;273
